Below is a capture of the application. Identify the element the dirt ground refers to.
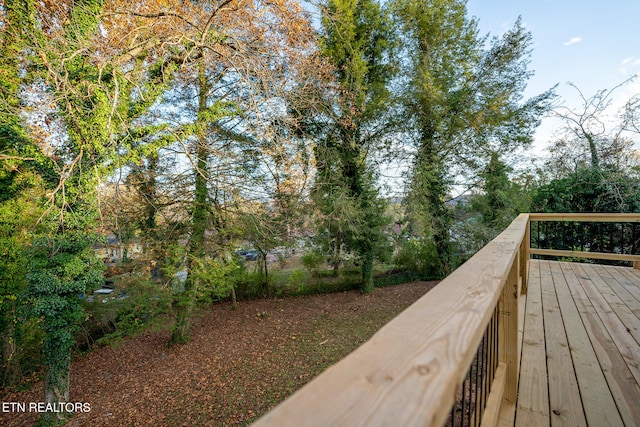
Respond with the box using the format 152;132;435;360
1;280;437;427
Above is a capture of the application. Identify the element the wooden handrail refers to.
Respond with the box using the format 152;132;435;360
250;213;639;427
528;212;640;222
251;215;529;427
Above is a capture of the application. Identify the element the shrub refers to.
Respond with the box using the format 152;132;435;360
191;257;242;305
300;250;324;277
79;278;172;348
393;237;443;279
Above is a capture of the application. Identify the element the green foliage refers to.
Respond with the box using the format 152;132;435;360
455;152;531;257
284;270;306;294
393;237;444;279
315;0;395;293
405;158;453;268
393;0;553;272
0;106;54;386
532;166;640;213
0;0;177;416
81;279;172;348
191;257;242;305
373;270;424;288
530;165;639;266
22;224;103;424
11;318;46;379
234;270;270;300
301;250;325;277
321;0;395;114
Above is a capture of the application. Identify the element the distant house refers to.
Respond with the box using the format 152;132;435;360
95;235;142;263
446;193;474;207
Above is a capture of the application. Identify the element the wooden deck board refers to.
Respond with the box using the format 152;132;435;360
580;263;640;346
539;261;587;426
515;260;549;427
570;263;640;386
612;267;640;305
549;261;622;426
562;263;640;426
514;261;640;426
602;266;640;317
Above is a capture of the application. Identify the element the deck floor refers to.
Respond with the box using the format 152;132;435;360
513;260;640;426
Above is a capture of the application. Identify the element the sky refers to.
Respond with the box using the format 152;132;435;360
466;0;640;154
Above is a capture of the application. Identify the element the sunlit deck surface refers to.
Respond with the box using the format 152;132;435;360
506;260;640;426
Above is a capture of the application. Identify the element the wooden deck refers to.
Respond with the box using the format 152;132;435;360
252;215;640;427
511;260;640;426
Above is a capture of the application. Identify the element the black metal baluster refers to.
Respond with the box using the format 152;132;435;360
473;335;481;426
449;399;456;427
481;328;489;419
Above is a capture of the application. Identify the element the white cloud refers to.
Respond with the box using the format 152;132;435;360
618;57;640;75
563;37;582;46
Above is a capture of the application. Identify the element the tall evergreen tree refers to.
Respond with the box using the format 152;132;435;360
392;0;553;275
316;0;395;292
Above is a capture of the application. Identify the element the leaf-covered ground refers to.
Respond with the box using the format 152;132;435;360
1;281;437;427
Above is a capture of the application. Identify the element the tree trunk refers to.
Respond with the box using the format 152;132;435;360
361;250;374;293
332;233;342;277
1;307;21;387
414;145;450;276
230;285;237;310
171;65;209;345
262;251;270;297
586;133;600;168
171;283;196;345
40;315;74;426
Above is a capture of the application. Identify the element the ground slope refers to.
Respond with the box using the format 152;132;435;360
1;281;436;427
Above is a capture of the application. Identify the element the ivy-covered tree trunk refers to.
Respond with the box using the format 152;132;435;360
361;247;375;293
171;67;209;345
0;307;20;387
410;147;451;276
315;0;394;294
341;142;375;292
171;142;207;344
27;224;104;426
332;232;342;277
40;304;75;426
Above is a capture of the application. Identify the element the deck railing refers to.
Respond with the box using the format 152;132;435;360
529;213;640;268
250;213;640;427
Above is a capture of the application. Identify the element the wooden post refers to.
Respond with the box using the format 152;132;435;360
521;217;530;294
634;261;640;270
499;257;519;403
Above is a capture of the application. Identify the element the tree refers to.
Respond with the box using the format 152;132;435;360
114;0;323;344
391;0;554;275
455;152;530;256
532;166;640;214
0;109;54;389
534;79;640;215
1;1;173;423
474;152;529;227
545;77;640;178
315;0;395;292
